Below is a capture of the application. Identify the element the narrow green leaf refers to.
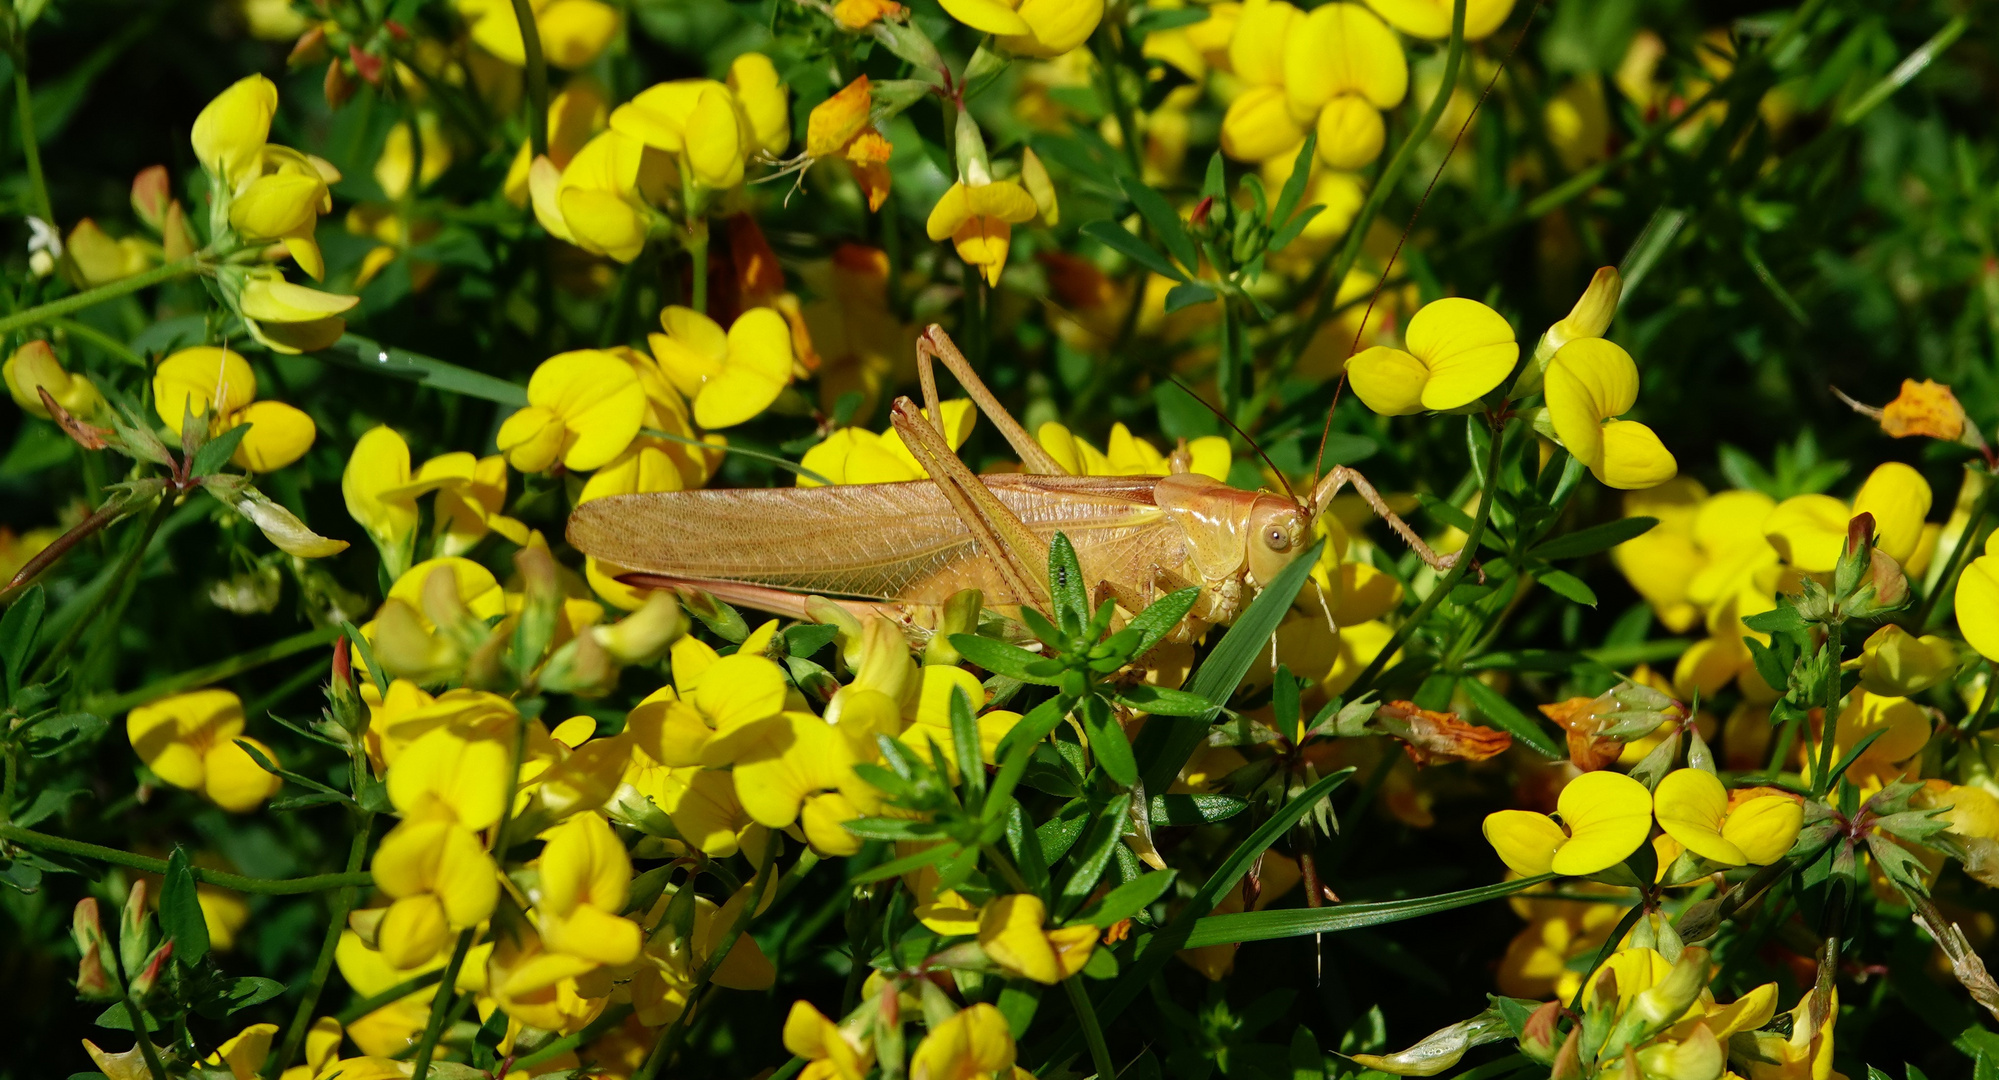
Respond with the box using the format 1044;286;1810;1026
1112;684;1212;717
1;584;47;698
1458;679;1564;758
1539;568;1598;607
1530;516;1658;561
1149;793;1248;826
1182;873;1555;947
949;686;985;803
1077;869;1176;928
952;634;1058;684
1163;281;1217;313
1119;176;1200;276
1057;792;1133;915
189;423;253;478
320;334;529;407
1048;533;1089;634
1271;134;1318;226
160;848;211;965
1082;697;1137;788
1125;587;1201;656
1081;220;1188;283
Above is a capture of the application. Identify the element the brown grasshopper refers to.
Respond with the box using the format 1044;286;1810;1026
566;326;1457;643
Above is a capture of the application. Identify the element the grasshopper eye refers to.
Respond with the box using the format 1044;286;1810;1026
1264;527;1291;552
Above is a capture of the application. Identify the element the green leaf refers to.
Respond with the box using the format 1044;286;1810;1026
1058;792;1133;914
1271;135;1319;228
1148;793;1248;825
1539;569;1598;607
1077;869;1176;928
1745;605;1808;635
1458;679;1564;758
1082;696;1137;788
1182;873;1555;948
189;423;253;478
1124;587;1202;657
221;976;286;1013
783;622;841;659
1048;532;1089;634
951;634;1058;684
1530;516;1658;561
949;686;985;803
94;1002;160;1032
1112;684;1212;717
852;841;954;885
1;583;46;700
319;335;528;407
21;712;108;758
1418;493;1477;534
1081;220;1188;283
1119;176;1200;276
160;847;211;966
997;982;1043;1039
1163;282;1217;313
1136;538;1325;793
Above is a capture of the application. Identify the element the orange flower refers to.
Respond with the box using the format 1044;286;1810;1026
1541;697;1623;771
807;76;893;211
1881;379;1969;441
1378;701;1513;766
832;0;905;29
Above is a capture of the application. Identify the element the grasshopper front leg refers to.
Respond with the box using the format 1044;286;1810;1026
1310;466;1477;579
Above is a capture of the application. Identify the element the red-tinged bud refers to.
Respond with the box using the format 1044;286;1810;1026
129;940;173;999
348;44;383;85
287;23;328;67
72;899;118;1000
331;634;353;696
1190;196;1214;229
1520;1000;1563;1063
1845;512;1876;559
324;59;355;109
384;18;409;39
120;881;153;979
130;167;170;230
1548;1027;1584;1080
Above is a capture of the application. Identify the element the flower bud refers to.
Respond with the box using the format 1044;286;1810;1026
1857;624;1959;697
323;59;355;109
346;907;387;949
1634;1022;1723;1080
129;940;173;999
595;590;688;666
1518;1000;1564;1064
539;632;617;697
1348;1010;1511;1076
72;899;119;1000
120;881;153;980
1631;946;1710;1030
131;166;171;230
287;23;329;67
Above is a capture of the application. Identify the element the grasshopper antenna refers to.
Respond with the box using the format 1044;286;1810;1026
1167;376;1295;501
1309;0;1549;492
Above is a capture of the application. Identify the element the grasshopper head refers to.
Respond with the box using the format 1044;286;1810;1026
1245;494;1309;588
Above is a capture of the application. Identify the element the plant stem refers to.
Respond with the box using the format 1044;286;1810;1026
1065;975;1116;1080
1348;418;1506;696
1962;662;1998;735
633;842;781;1080
1912;474;1994;633
1281;0;1467;368
0;258;200;337
334;969;445;1025
408;929;477;1080
0;824;373;893
88;626;342;716
29;494;174;685
513;1004;632;1068
74;493;182;689
1811;622;1844;800
118;982;171;1080
13;64;53;225
266;811;375;1078
508;0;550;159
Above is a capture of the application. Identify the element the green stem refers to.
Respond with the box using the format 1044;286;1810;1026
29;495;173;685
88;626;342;715
1089;27;1143;178
0;258;200;337
1281;0;1467;369
1811;622;1844;800
1913;475;1995;633
333;969;444;1025
266;811;375;1078
509;0;550;159
634;842;781;1080
0;824;373;894
1961;662;1998;735
513;1004;633;1068
74;493;181;689
408;929;477;1080
13;64;52;225
1064;976;1116;1080
1348;418;1506;696
54;317;147;368
119;982;171;1080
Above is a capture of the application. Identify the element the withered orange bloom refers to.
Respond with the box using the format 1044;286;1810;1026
1881;378;1968;441
1541;696;1623;772
1378;701;1513;766
832;0;905;29
807;76;893;211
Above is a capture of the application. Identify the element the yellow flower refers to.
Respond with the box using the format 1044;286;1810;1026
1960;535;1999;662
1610;479;1706;632
497;349;648;472
457;0;619;68
1544;338;1676;490
729;53;792;159
374;114;452;201
504;82;608;206
624;635;790;767
1818;691;1931;789
1761;493;1851;574
343;426;459;579
832;0;907;29
535;812;642;965
1652;769;1800;867
533;129;652;261
1851;461;1932;565
607;65;786;191
1036;421;1231;480
926;179;1040;287
204;1024;278;1080
801;400;977;485
1484;770;1653;877
66;219;152;286
485;923;607;1035
1347;297;1518;415
1284;4;1408;170
1735;988;1837;1080
908;1003;1022;1080
940;0;1104;58
153;346;317;472
372;722;510;965
1362;0;1516;40
230;162;332;279
631;764;766;858
234;270;361;355
650;305;797;429
732;711;878;856
808;76;894;212
192;74;278;187
422;453;533;554
1855;624;1958;697
5;339;102;420
785;1000;873;1080
976;894;1098;984
386;719;513;828
126;690;282;813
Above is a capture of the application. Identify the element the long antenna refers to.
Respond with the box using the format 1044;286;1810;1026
1310;0;1549;490
1168;377;1295;501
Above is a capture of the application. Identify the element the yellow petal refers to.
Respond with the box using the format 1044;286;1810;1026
1220;84;1307;163
1314;95;1386;171
524;349;647;470
1550;770;1652;876
228;400;316;472
939;0;1031;36
1652;768;1743;865
728;52;791;156
685;84;745;189
964;180;1040;225
1596;420;1677;490
808;76;873;159
1958;555;1999;662
1362;0;1516;40
1762;494;1851;574
978;894;1061;984
537;0;620;68
927;183;973;241
1346;346;1429;416
239;277;360;322
230;172;324;242
154;346;258;433
693;653;791;763
1482;810;1566;876
1002;0;1104;57
1852;461;1932;565
1227;0;1298;88
1721;795;1802;865
732;712;857;828
192;75;278;185
203;737;282;812
1407;297;1517;410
